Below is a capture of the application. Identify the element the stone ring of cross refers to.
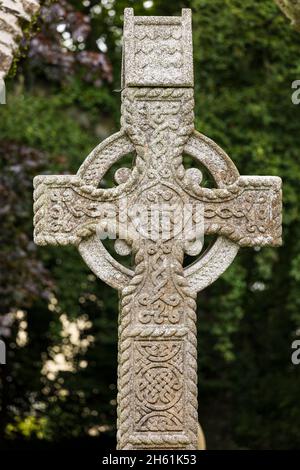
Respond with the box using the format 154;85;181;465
33;9;282;450
77;128;244;293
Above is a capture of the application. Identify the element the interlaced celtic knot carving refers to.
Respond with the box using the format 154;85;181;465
135;341;183;432
33;8;282;450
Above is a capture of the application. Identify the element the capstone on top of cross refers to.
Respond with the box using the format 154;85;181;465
122;8;194;88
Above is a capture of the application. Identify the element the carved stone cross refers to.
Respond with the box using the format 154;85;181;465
33;8;282;450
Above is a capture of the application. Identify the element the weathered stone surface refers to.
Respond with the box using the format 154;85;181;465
0;0;40;79
122;8;194;87
33;8;282;450
275;0;300;31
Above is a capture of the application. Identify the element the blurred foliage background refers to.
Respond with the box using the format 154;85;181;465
0;0;300;450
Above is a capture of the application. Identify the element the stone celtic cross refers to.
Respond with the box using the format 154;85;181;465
33;9;282;450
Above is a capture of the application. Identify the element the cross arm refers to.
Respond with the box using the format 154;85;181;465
33;175;119;246
187;175;282;247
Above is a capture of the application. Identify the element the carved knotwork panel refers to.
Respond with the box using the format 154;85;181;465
134;340;184;432
133;242;186;326
195;177;281;247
